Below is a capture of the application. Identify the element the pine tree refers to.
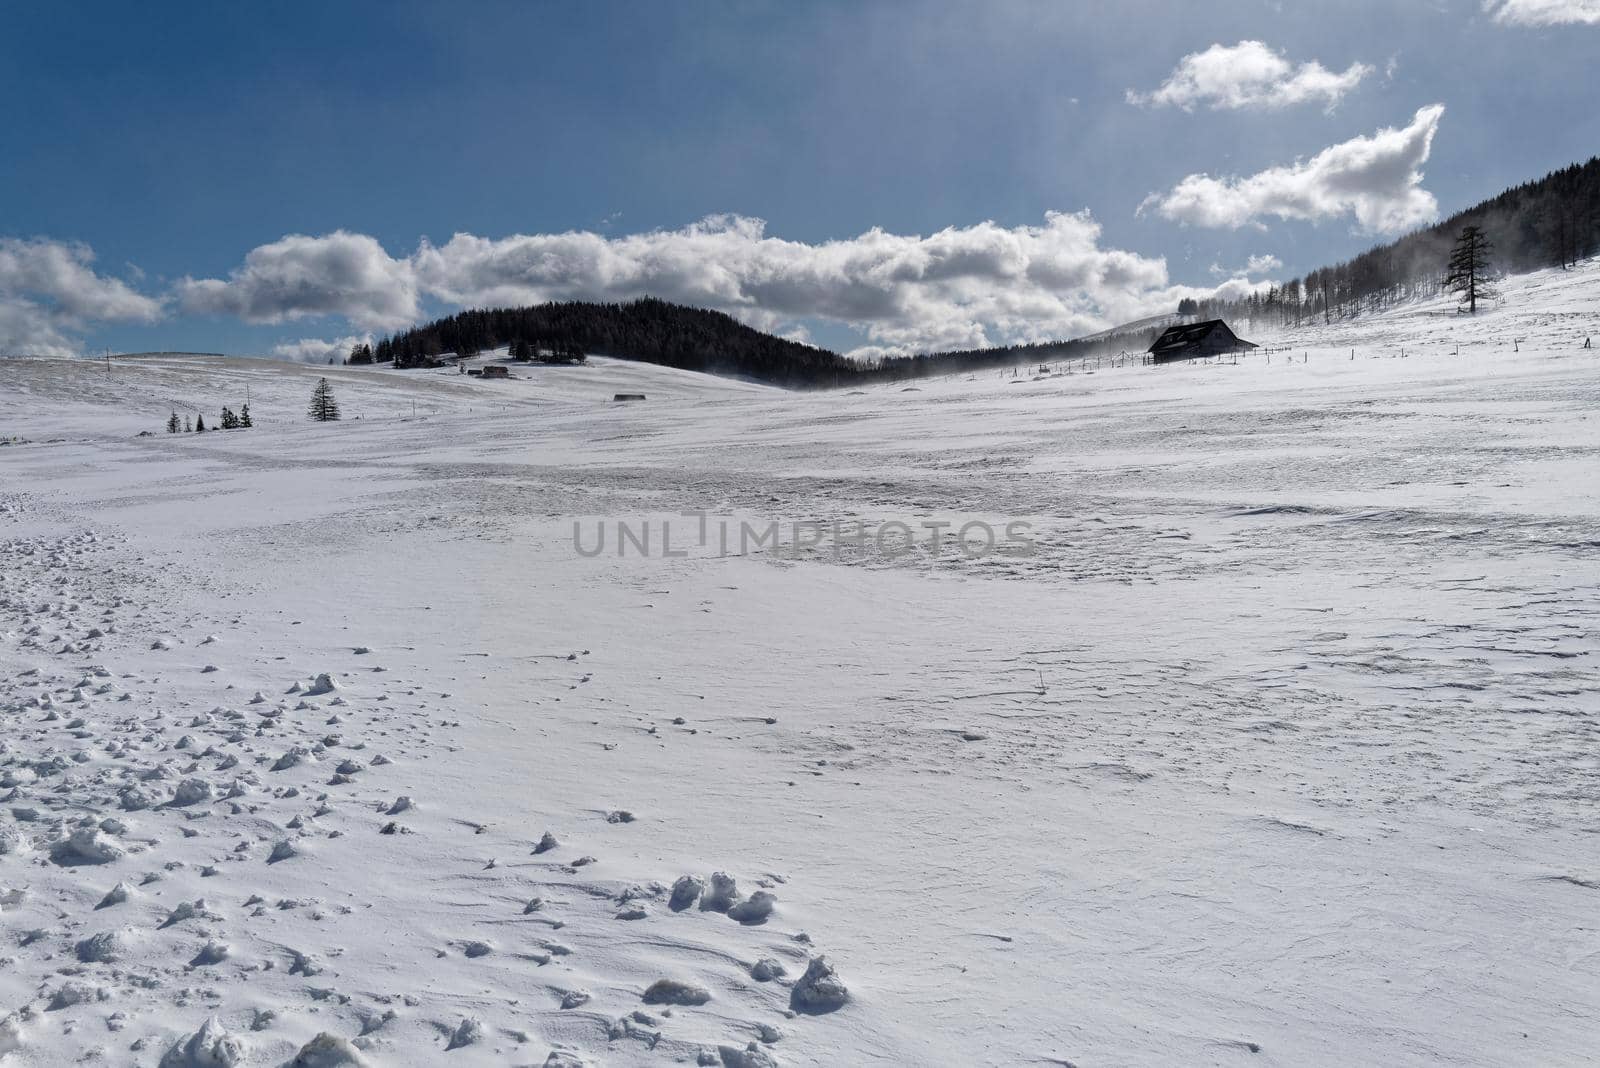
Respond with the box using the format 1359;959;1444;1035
195;413;207;433
309;378;341;422
166;412;181;434
239;403;252;428
220;407;237;430
1444;225;1496;314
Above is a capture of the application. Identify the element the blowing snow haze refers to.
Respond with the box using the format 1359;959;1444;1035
2;4;1600;1066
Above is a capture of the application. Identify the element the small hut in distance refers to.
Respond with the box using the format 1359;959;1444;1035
1147;320;1257;363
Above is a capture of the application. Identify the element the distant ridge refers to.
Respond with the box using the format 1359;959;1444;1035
373;299;856;389
367;298;1161;389
114;351;230;359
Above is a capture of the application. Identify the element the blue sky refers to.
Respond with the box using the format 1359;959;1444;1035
2;0;1597;359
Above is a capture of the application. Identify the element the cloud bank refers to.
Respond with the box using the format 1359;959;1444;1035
1128;40;1373;112
0;239;164;356
1212;254;1284;277
1486;0;1600;25
8;217;1268;359
1140;105;1445;233
270;333;374;365
183;213;1244;357
177;230;419;331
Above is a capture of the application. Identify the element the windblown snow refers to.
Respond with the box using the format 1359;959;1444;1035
1;261;1598;1065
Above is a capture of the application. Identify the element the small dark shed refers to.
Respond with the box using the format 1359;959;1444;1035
1147;319;1257;362
481;365;510;379
613;393;647;402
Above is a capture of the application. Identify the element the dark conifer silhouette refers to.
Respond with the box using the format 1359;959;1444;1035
308;378;341;422
1444;225;1496;314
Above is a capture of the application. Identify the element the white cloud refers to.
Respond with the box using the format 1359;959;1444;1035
0;217;1295;361
1127;40;1373;112
1486;0;1600;25
270;333;373;364
410;211;1217;356
1139;104;1445;234
176;212;1272;358
1211;254;1283;277
0;239;163;356
177;231;418;331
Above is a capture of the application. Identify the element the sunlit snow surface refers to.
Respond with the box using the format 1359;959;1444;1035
0;261;1597;1065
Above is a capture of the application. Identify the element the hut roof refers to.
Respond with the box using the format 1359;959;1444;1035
1147;319;1258;356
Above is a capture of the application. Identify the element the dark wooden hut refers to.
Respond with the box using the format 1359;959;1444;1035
1147;320;1257;363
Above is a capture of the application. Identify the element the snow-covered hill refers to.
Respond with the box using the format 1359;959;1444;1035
1250;258;1600;352
0;260;1598;1066
0;351;774;441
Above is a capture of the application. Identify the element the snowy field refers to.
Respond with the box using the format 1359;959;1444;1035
1;261;1598;1066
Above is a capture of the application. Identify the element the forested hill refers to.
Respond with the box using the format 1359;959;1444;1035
367;297;1158;389
1189;155;1600;329
372;299;857;388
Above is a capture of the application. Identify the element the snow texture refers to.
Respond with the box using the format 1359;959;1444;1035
0;263;1598;1064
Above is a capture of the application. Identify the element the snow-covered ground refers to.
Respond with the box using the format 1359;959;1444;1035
1;260;1598;1066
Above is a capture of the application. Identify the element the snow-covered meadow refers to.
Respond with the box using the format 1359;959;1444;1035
1;261;1598;1066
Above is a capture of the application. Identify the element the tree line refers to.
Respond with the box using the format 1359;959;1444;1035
358;298;1161;389
362;299;856;387
1183;155;1600;329
859;327;1166;381
160;377;345;434
166;404;252;434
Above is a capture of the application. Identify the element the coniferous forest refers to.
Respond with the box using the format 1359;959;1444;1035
371;297;1160;389
1186;155;1600;329
374;299;854;387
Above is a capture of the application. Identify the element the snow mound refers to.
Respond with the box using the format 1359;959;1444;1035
50;827;125;866
791;956;849;1014
290;1032;368;1067
642;978;712;1006
158;1016;245;1068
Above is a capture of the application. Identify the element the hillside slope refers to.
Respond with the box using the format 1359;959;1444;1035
375;298;854;387
1246;257;1600;353
0;261;1597;1065
0;351;775;441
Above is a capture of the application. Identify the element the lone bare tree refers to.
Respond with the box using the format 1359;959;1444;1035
1445;225;1496;314
308;378;342;422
